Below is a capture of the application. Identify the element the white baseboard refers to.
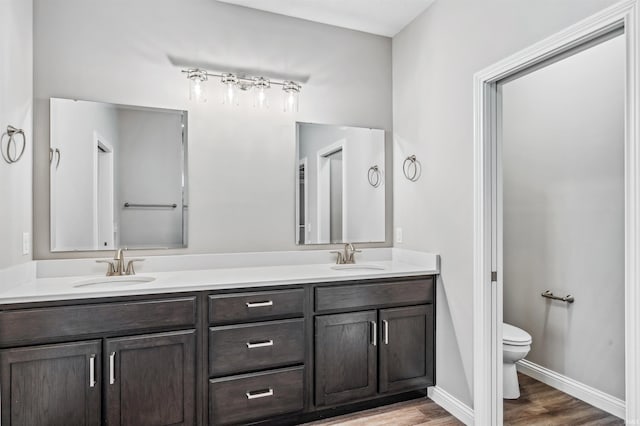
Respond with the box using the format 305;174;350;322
428;386;474;425
517;359;625;419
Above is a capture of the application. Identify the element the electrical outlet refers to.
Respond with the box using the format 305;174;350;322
22;232;30;255
395;227;403;244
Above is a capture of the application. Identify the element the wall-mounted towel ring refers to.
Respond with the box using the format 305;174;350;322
403;155;421;182
1;125;26;164
368;165;382;188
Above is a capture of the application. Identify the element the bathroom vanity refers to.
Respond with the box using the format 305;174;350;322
0;265;435;425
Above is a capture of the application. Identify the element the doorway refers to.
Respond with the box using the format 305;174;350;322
472;2;640;424
94;133;115;250
500;32;625;420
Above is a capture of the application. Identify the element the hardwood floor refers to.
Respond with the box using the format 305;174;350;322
303;373;624;426
303;398;462;426
503;373;624;426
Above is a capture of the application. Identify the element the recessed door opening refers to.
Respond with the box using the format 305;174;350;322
499;32;625;423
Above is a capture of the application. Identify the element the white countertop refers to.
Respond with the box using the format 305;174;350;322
0;249;439;305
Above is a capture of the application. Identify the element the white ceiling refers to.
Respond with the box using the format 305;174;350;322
216;0;435;37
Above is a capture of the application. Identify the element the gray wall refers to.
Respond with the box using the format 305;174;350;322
33;0;393;259
392;0;620;407
503;35;625;400
0;0;33;270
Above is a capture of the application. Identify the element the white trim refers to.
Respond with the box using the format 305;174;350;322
473;1;640;424
428;386;474;426
316;140;344;243
516;360;625;419
296;157;309;244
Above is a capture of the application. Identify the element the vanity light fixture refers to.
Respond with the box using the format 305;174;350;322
182;69;302;111
186;69;208;103
283;81;301;113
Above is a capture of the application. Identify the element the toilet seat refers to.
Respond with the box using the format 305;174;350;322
503;323;532;346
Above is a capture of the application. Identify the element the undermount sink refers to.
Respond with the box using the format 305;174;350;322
330;264;386;271
73;276;156;288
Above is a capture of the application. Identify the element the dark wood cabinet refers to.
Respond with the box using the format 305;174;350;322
0;275;435;425
0;341;102;426
105;330;196;426
379;305;434;393
315;310;378;406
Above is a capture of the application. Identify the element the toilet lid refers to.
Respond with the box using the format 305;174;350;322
503;323;532;345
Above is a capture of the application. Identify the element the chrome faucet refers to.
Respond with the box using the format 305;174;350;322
96;249;144;276
331;243;362;264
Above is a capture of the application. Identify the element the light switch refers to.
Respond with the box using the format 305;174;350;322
395;227;403;244
22;232;30;255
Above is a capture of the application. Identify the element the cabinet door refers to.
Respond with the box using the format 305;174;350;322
379;305;434;393
105;329;196;426
315;310;377;406
0;341;101;426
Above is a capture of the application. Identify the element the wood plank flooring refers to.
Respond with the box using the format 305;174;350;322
503;374;624;425
303;373;624;425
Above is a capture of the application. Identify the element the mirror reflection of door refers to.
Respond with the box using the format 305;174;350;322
328;150;343;243
298;161;307;244
96;137;115;249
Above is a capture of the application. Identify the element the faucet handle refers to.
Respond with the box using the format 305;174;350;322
330;251;344;265
125;259;144;275
96;260;116;276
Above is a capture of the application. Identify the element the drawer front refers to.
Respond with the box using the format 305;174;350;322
209;318;304;377
209;366;304;425
315;277;434;312
208;289;304;325
0;297;197;346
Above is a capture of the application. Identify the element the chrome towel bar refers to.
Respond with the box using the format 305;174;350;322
541;290;574;304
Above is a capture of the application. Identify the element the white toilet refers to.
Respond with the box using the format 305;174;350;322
503;323;532;399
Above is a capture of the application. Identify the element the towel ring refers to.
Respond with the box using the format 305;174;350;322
402;155;421;182
368;165;382;188
1;125;26;164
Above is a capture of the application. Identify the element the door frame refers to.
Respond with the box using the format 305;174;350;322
297;157;309;244
472;1;640;424
316;141;345;243
94;132;115;250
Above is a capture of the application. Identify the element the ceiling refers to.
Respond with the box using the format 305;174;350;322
216;0;435;37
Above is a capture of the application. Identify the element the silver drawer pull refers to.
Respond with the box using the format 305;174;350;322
246;388;274;400
109;351;116;385
246;300;273;308
383;319;389;345
89;354;96;388
371;321;377;346
246;340;274;349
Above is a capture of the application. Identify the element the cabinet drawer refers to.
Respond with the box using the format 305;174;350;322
0;297;196;346
315;278;434;312
208;289;304;325
209;366;304;425
209;318;304;377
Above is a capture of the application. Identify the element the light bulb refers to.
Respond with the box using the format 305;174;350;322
283;81;301;113
221;73;239;106
253;77;270;109
187;69;208;103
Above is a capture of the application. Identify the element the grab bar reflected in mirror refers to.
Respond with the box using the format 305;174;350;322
123;202;178;209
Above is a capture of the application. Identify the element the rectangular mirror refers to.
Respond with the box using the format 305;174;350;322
50;98;188;252
296;122;385;245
